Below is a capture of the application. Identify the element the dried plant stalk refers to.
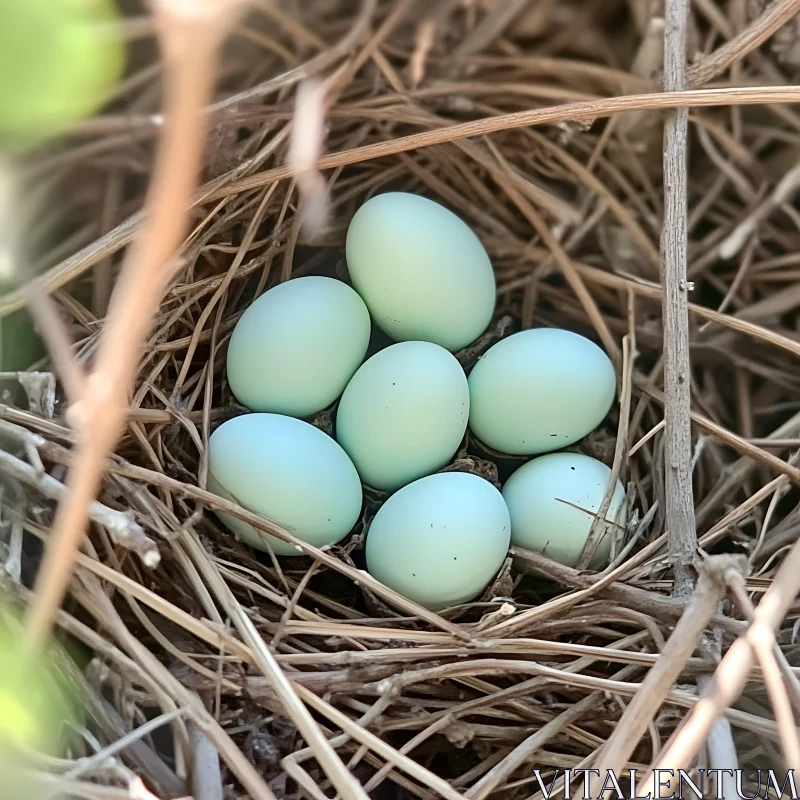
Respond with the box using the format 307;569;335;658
639;534;800;790
662;0;696;598
23;0;248;651
595;556;746;781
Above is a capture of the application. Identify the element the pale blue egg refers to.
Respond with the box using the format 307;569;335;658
336;341;469;492
346;193;496;352
366;472;511;610
468;328;616;455
503;452;627;568
208;414;362;555
226;276;370;418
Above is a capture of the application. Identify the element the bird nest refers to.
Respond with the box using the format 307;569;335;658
3;2;800;799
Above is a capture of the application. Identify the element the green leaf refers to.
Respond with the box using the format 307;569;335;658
0;0;125;150
0;308;44;373
0;617;79;756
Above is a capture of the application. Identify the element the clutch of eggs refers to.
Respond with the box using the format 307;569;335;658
210;190;628;597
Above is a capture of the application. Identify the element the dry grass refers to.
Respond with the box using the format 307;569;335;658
3;1;800;798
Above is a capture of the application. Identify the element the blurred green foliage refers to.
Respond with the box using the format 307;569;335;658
0;0;125;150
0;614;79;756
1;308;45;373
0;621;78;799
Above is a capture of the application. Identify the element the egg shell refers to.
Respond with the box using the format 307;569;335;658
346;192;496;351
226;276;371;418
468;328;616;455
335;341;469;492
365;472;511;610
208;413;362;555
502;452;626;568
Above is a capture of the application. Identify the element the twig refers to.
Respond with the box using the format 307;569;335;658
76;569;278;800
686;0;800;87
361;714;456;794
179;530;370;800
19;280;85;406
65;708;186;780
7;771;163;800
508;546;745;634
295;683;464;800
661;0;696;598
210;86;800;200
726;570;800;770
282;758;331;800
466;688;611;800
451;0;531;62
210;0;376;112
188;722;224;800
638;532;800;792
22;0;248;652
699;674;740;800
594;556;747;784
719;159;800;259
635;379;800;485
0;448;159;567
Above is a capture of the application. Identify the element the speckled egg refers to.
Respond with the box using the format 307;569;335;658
208;413;362;555
226;276;371;418
468;328;617;455
335;341;469;492
503;452;627;568
346;192;496;351
366;472;511;610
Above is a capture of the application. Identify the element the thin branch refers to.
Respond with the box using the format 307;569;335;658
19;280;85;406
635;379;800;485
466;689;609;800
638;532;800;791
188;722;224;800
179;530;370;800
8;771;162;800
699;674;740;800
577;331;635;568
509;545;745;634
209;86;800;200
0;448;159;567
22;0;248;653
662;0;696;598
726;570;800;770
77;569;278;800
595;556;747;782
686;0;800;87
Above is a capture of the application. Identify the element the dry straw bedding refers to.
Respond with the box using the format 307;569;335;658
4;1;800;798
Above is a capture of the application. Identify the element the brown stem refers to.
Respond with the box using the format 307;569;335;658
662;0;696;598
594;556;746;782
638;532;800;791
686;0;800;87
0;448;159;567
22;4;239;653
